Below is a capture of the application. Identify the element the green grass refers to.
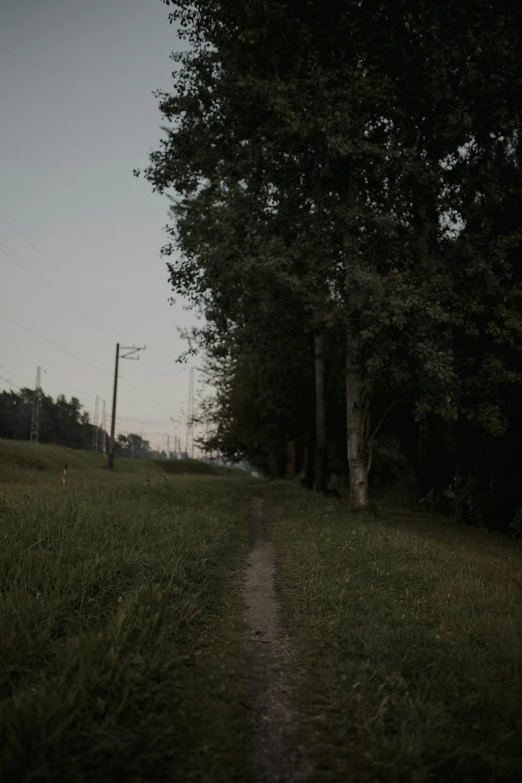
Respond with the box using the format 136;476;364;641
263;482;522;783
4;439;522;781
0;440;250;782
0;439;244;486
154;458;246;477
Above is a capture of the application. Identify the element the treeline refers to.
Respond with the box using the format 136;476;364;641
0;389;100;451
140;0;522;532
116;433;167;461
0;389;166;460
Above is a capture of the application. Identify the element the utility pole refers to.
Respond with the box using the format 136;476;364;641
101;399;107;454
92;396;99;451
167;434;170;458
30;366;42;442
108;343;146;469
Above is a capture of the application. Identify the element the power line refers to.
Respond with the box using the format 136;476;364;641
0;374;24;392
115;415;174;425
0;363;27;390
0;211;95;298
0;210;130;335
1;309;187;428
0;238;115;339
0;242;31;274
0;310;111;375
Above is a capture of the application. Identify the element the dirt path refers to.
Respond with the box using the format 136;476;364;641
242;493;310;783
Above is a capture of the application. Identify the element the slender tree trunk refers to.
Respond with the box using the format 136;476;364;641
314;332;328;493
285;440;296;480
346;332;368;506
303;419;316;489
343;175;369;507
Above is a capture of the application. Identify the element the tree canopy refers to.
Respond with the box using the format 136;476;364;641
140;0;522;528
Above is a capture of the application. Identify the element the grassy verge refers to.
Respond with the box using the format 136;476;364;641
263;482;522;783
0;447;250;782
0;439;245;486
154;458;246;477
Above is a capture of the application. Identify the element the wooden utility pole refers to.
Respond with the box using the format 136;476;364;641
108;343;146;469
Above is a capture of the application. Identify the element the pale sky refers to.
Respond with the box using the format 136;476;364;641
0;0;202;451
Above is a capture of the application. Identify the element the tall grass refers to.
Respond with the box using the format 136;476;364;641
0;449;250;782
264;482;522;782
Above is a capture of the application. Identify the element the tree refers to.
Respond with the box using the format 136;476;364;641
0;388;108;452
141;0;522;512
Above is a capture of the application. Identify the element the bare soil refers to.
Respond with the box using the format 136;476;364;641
242;492;311;783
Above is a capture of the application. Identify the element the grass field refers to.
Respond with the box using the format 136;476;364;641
264;482;522;782
2;439;522;782
0;439;243;486
0;440;250;782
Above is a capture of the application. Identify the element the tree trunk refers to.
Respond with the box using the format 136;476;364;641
346;332;368;506
302;419;316;489
314;332;328;493
285;440;296;480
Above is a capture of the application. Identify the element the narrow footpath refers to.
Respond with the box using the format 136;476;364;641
242;492;311;783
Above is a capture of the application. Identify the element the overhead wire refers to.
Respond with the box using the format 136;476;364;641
0;210;130;335
0;240;32;273
0;214;193;417
0;238;116;339
0;309;177;421
0;374;25;392
1;221;190;424
0;310;112;375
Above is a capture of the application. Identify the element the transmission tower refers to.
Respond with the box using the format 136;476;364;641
92;396;99;451
191;370;197;458
185;368;195;459
29;366;42;442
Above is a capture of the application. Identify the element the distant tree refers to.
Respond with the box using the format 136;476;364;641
116;433;152;460
0;388;107;452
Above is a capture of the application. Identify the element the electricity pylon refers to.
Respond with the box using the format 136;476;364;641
29;366;42;442
92;396;99;451
185;368;196;459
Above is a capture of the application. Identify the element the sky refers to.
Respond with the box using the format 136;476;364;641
0;0;202;451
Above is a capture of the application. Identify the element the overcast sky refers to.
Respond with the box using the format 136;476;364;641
0;0;203;450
